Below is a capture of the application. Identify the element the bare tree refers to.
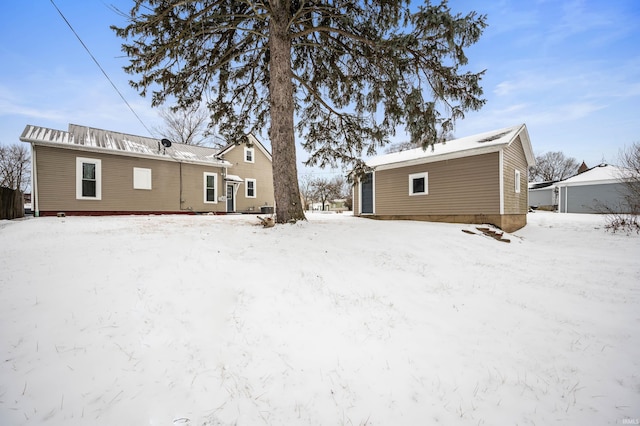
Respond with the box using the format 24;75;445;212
310;176;345;211
618;142;640;214
299;174;315;211
155;107;224;147
0;144;30;192
529;151;579;182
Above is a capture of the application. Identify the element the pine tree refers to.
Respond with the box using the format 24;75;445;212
113;0;487;223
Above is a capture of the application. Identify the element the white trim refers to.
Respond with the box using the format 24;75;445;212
31;143;39;216
244;146;255;163
203;172;218;204
245;178;257;198
499;151;504;215
556;178;622;188
76;157;102;200
133;167;152;190
218;134;272;162
247;134;272;161
515;169;521;193
408;172;428;196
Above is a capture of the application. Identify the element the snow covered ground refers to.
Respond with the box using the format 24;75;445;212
1;211;638;426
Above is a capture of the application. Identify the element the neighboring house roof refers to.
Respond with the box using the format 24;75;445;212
218;134;272;162
577;161;589;174
556;164;634;187
366;124;535;170
20;123;231;168
528;181;557;190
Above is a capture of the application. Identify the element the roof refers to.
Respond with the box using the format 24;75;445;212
366;124;535;170
528;181;557;190
20;123;231;167
556;164;635;187
224;174;244;183
218;134;272;162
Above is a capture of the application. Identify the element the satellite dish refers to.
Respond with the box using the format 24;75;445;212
161;138;172;148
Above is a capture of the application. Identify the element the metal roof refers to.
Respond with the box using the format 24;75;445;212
20;124;231;167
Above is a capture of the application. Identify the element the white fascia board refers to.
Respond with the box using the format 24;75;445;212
555;179;621;187
247;134;272;161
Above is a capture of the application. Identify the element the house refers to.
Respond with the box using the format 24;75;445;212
352;124;535;232
216;135;275;214
20;124;275;217
556;163;635;213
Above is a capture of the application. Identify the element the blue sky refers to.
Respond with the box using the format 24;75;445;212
1;0;639;175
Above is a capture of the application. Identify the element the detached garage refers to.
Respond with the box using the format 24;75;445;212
556;164;634;213
353;124;535;232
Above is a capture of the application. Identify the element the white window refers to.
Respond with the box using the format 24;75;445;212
204;172;218;203
409;172;428;196
133;167;152;190
515;170;521;193
244;147;255;163
245;178;256;198
76;157;102;200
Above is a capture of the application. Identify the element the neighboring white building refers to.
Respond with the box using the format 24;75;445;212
555;164;635;213
528;181;557;210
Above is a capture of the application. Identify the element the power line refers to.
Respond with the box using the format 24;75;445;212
49;0;154;136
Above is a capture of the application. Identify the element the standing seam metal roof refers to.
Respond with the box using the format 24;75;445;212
20;123;231;167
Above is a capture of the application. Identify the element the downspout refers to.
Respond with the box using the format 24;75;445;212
31;143;39;217
179;161;183;210
499;150;505;215
557;185;562;213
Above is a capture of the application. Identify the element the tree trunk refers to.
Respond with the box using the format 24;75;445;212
268;1;306;223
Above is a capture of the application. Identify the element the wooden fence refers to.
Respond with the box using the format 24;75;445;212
0;187;24;219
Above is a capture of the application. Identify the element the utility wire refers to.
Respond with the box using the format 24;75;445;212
49;0;154;136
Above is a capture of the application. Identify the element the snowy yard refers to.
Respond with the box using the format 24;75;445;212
1;211;639;426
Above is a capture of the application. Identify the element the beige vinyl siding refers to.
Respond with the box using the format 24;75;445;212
179;163;225;212
374;152;500;215
502;136;529;214
353;184;360;213
222;143;275;212
34;145;226;213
